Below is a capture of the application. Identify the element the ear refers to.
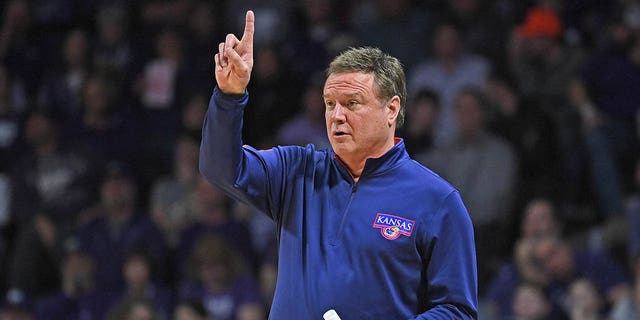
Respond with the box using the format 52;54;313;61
386;95;401;127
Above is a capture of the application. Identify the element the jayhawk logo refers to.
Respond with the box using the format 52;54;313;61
372;213;415;240
383;226;401;240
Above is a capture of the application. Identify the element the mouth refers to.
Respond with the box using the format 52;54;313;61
332;131;349;138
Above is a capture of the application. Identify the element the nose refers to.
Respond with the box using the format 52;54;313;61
329;103;347;123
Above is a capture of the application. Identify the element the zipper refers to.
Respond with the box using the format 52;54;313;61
330;181;358;246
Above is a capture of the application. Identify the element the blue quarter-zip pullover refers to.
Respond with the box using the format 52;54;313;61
199;88;478;319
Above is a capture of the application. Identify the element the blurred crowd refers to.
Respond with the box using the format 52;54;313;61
0;0;639;319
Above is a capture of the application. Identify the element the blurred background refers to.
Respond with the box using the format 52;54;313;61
0;0;639;319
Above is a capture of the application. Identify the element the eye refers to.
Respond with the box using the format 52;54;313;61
324;100;336;110
348;100;358;108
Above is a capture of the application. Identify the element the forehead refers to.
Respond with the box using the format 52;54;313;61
323;72;375;97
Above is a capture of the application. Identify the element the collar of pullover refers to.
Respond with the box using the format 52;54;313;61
334;138;409;181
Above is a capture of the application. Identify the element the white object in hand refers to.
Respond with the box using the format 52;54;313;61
323;309;342;320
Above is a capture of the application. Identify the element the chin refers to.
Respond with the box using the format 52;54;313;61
330;144;348;156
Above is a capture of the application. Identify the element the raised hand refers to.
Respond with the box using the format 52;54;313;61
215;10;255;95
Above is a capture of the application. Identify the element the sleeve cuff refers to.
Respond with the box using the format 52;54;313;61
215;86;248;101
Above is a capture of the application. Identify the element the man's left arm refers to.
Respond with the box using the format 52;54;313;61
411;191;478;320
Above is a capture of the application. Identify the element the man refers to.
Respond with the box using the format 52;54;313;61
419;88;516;292
199;11;477;319
530;235;629;312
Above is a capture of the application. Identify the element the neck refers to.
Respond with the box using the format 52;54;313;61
338;137;396;182
335;155;366;182
347;162;364;182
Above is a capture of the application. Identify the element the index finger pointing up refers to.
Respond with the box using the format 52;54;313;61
241;10;255;44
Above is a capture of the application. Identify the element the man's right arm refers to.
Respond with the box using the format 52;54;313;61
198;87;275;215
199;10;280;213
198;87;248;188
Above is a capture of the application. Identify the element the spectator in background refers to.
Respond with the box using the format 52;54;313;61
175;176;256;282
139;27;185;111
566;278;606;320
508;6;587;205
399;88;440;156
244;44;300;148
508;5;585;114
9;109;100;228
419;88;516;291
350;0;429;69
409;22;490;147
179;235;263;320
225;1;292;46
567;15;639;223
37;28;90;120
494;231;631;320
230;203;276;269
8;109;100;297
179;93;207;141
34;238;114;320
0;0;44;101
138;27;188;181
93;3;139;96
275;75;330;150
182;1;221;95
174;300;208;320
282;0;334;81
560;0;618;50
511;282;553;320
486;74;562;206
109;251;172;320
439;0;519;67
520;197;562;243
0;288;33;320
149;134;200;248
531;235;630;316
298;0;339;45
485;197;562;319
7;213;60;301
75;162;169;292
65;73;142;169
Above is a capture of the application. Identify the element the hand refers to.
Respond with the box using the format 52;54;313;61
568;79;604;131
34;214;57;248
215;10;254;95
514;239;547;286
567;79;590;106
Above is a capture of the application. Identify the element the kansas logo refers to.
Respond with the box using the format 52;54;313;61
372;213;415;240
